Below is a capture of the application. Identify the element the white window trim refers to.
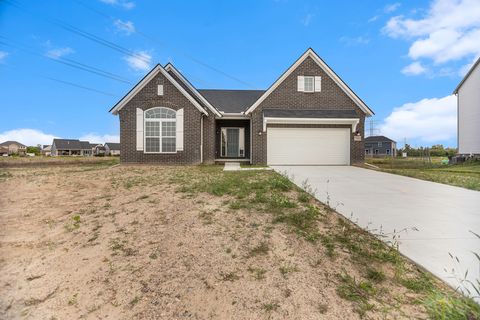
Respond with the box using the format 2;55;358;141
263;117;359;133
143;107;178;154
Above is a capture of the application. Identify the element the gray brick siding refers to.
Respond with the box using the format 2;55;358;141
119;70;206;164
250;56;366;164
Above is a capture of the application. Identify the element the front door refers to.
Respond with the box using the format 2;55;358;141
221;127;245;158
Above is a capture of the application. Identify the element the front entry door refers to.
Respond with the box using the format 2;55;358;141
221;127;245;158
226;128;239;157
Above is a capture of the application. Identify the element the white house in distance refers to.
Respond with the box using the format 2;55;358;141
453;57;480;156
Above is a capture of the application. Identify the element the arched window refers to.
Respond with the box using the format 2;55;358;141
144;107;176;153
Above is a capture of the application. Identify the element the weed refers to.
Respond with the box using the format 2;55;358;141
400;272;434;293
262;302;280;312
318;303;328;314
297;192;310;203
225;248;232;254
129;296;141;307
279;264;299;278
248;242;270;258
423;290;480;320
274;205;322;241
248;266;267;280
199;210;214;224
336;272;376;317
149;253;158;259
320;235;335;258
366;268;386;283
68;293;78;306
220;271;239;282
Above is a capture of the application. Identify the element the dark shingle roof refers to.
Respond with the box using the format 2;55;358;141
53;139;95;150
365;135;396;143
105;142;120;150
263;109;359;118
0;141;26;148
198;89;265;113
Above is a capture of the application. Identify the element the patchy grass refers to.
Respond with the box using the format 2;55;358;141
366;157;480;191
423;290;480;320
336;272;375;317
248;242;270;258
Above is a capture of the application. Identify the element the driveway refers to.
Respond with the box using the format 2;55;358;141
273;165;480;296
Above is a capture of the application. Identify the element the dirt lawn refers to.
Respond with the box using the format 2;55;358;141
0;164;477;319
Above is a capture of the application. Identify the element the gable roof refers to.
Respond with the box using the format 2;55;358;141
453;57;480;94
365;135;396;143
109;64;209;116
105;142;120;150
244;48;374;116
164;63;222;117
198;89;265;114
53;139;83;150
0;141;26;148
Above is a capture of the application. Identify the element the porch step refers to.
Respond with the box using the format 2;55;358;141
223;162;241;171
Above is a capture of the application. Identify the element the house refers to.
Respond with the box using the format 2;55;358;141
41;145;52;156
104;142;120;156
364;136;396;157
51;139;98;156
94;144;106;156
453;57;480;156
0;141;27;155
109;48;374;165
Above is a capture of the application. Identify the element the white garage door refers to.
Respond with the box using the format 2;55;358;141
267;127;350;165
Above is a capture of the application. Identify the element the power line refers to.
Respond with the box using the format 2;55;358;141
0;37;133;84
0;63;117;96
74;0;257;89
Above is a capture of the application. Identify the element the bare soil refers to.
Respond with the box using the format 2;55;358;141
0;165;448;319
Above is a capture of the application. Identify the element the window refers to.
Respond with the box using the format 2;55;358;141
365;149;370;154
144;107;176;153
374;149;379;155
304;76;314;92
386;149;390;155
378;142;382;147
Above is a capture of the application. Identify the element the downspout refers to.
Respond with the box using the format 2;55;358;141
249;114;253;164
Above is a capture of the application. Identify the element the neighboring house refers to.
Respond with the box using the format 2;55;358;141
104;142;120;156
0;141;27;155
110;48;374;165
51;139;97;156
41;145;52;156
453;57;480;156
365;136;396;157
95;144;106;156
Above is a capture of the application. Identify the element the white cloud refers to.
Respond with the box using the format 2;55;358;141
113;19;135;35
368;15;380;23
99;0;135;10
401;61;428;75
79;133;119;144
124;51;152;71
0;51;9;63
45;47;74;59
0;129;57;146
301;13;314;26
339;36;370;46
384;2;401;13
380;95;457;144
383;0;480;68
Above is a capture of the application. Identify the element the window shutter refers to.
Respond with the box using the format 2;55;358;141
176;108;184;151
239;128;245;157
314;76;321;92
136;108;144;151
297;76;304;92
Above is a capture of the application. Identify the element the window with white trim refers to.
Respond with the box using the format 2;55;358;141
378;142;382;147
304;76;314;92
144;107;176;153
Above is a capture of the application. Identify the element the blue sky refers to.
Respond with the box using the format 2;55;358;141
1;0;479;147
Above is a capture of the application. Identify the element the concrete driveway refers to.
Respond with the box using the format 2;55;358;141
273;165;480;296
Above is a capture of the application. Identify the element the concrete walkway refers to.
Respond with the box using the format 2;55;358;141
273;165;480;297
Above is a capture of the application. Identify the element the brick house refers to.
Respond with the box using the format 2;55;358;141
110;48;374;165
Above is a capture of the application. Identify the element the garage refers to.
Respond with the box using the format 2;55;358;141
267;127;350;165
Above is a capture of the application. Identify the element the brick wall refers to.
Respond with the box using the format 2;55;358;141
119;70;208;164
251;56;366;164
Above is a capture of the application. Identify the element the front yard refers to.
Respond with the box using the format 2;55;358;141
0;164;478;319
366;157;480;191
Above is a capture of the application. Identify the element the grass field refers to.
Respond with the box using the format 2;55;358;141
0;156;120;168
1;163;479;319
365;157;480;191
